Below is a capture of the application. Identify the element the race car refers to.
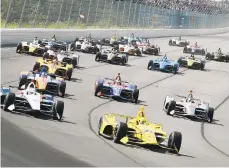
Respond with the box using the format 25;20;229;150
94;77;139;103
100;38;110;46
205;51;229;62
147;55;179;74
16;40;47;56
81;40;101;54
2;82;64;120
56;51;80;68
33;58;73;81
169;37;189;47
142;44;160;55
95;49;128;65
178;55;205;70
163;92;214;123
183;45;205;55
70;37;85;51
98;108;182;154
119;41;142;56
18;70;66;97
43;40;68;51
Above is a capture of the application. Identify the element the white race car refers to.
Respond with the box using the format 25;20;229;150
70;37;85;51
163;94;214;123
95;49;128;65
3;82;64;120
169;38;189;47
183;45;205;55
57;51;80;68
81;41;101;54
119;43;142;56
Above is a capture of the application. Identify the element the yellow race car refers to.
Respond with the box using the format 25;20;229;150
16;41;46;56
98;107;182;154
32;58;73;81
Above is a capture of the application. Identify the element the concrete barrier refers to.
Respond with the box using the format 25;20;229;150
1;27;229;46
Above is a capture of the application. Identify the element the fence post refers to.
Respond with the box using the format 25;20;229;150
115;0;121;27
121;0;127;27
101;0;107;26
32;0;41;27
132;0;138;27
57;0;64;24
108;0;114;28
76;0;83;27
67;0;74;27
4;0;14;28
45;0;52;28
137;3;142;27
18;0;27;28
86;0;92;27
94;0;100;26
127;0;132;27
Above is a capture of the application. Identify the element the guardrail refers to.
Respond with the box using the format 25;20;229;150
1;27;229;46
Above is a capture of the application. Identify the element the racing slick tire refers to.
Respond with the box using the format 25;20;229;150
98;117;103;135
52;100;64;121
202;49;205;55
16;43;23;53
200;63;204;70
133;89;139;104
18;76;28;89
59;81;66;97
183;47;187;53
72;57;78;68
70;43;75;51
169;40;172;46
172;66;178;74
94;83;103;96
43;52;49;60
33;62;40;71
147;60;154;70
205;53;211;60
136;49;142;56
225;56;229;63
114;122;128;144
166;100;176;115
66;68;73;81
207;107;214;123
3;92;16;111
168;131;182;154
95;52;101;62
121;57;126;66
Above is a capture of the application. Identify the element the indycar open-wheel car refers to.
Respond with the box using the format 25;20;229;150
98;113;182;154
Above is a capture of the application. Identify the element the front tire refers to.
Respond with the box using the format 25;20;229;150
207;107;214;123
168;131;182;154
3;93;15;111
53;100;64;121
114;122;128;143
166;100;176;115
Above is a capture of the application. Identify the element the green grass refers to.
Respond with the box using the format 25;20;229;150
1;20;155;29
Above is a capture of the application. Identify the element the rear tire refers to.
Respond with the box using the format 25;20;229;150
16;43;22;53
168;131;182;154
67;68;73;81
59;82;66;97
33;62;40;71
18;75;28;89
3;93;15;111
207;107;214;123
95;52;101;62
72;57;78;68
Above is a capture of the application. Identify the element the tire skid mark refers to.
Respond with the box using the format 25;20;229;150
201;94;229;158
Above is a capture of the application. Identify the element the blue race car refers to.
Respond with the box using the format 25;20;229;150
147;55;179;74
94;77;139;103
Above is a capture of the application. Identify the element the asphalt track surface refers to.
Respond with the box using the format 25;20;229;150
1;33;229;166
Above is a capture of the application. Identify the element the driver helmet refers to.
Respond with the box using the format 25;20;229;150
138;117;147;125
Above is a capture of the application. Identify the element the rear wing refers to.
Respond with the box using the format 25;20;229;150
105;113;134;123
